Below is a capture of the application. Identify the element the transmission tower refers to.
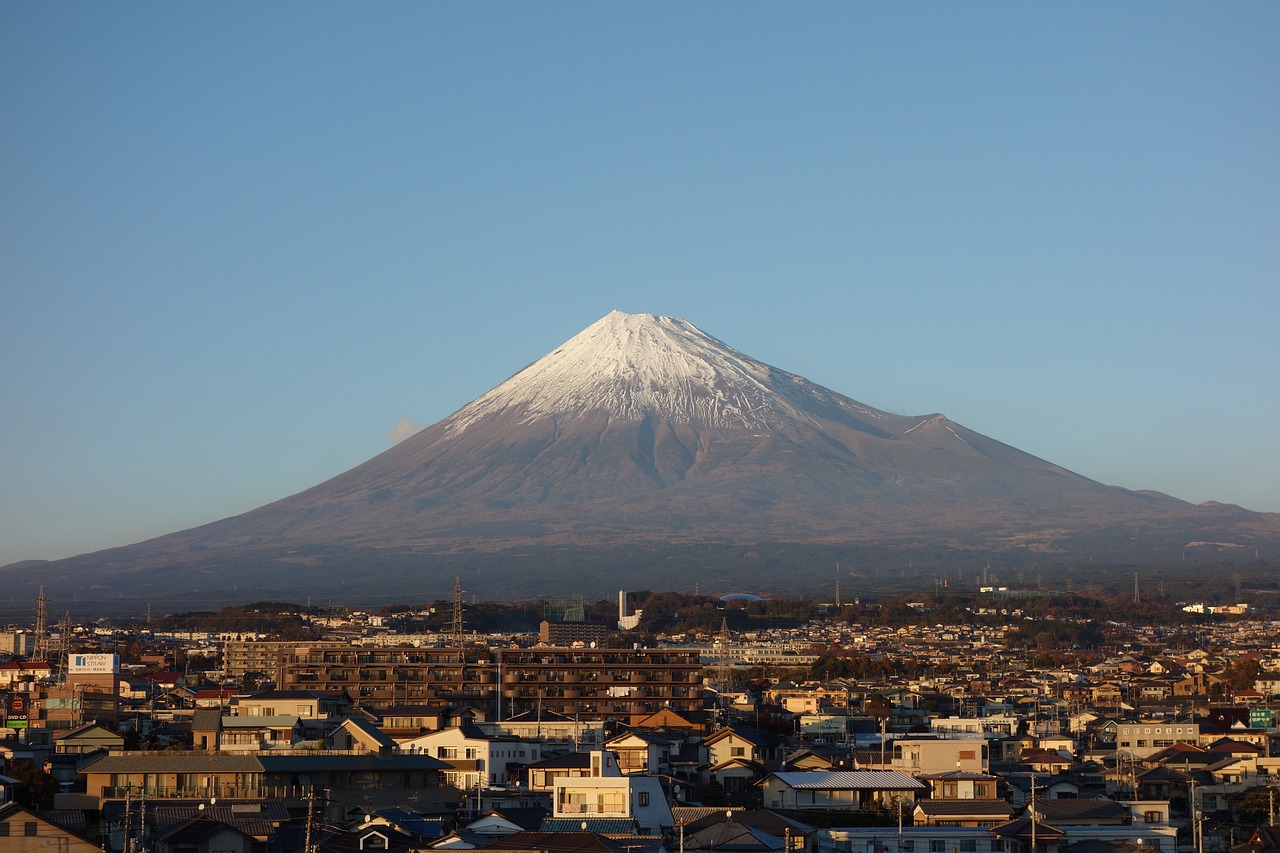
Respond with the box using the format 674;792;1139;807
1134;572;1140;605
53;611;73;684
450;577;465;647
715;617;734;691
33;586;48;661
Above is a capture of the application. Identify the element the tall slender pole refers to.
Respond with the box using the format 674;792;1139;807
1030;772;1036;853
123;787;132;853
303;788;315;853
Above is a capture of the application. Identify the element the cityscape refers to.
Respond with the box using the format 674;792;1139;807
5;5;1278;853
5;583;1280;853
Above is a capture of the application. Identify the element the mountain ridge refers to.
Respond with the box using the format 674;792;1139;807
5;310;1278;612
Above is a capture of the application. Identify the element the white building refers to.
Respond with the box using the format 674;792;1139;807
398;725;543;787
550;750;674;835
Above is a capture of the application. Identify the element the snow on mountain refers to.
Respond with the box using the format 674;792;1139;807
446;310;887;434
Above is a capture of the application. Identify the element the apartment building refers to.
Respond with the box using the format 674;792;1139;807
223;640;347;679
497;647;703;720
275;646;494;711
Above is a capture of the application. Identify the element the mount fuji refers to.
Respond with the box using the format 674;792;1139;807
11;311;1278;610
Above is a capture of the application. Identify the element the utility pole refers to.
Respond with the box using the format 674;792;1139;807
303;788;316;853
1030;771;1037;853
1190;773;1201;853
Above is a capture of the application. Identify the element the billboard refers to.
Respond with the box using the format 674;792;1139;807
6;692;29;729
68;653;120;674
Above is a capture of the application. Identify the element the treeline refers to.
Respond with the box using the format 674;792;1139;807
153;601;319;640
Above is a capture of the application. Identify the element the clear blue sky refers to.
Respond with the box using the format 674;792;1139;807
2;3;1277;567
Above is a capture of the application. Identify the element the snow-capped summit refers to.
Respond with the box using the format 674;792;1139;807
448;310;885;433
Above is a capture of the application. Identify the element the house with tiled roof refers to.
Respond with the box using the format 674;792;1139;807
1030;799;1131;826
152;817;256;853
605;730;675;775
330;715;398;755
914;798;1015;827
0;801;100;852
760;770;925;812
1230;825;1280;853
702;724;785;797
52;722;124;755
493;709;607;749
78;749;450;811
398;724;543;787
0;660;52;688
921;770;999;800
681;820;787;851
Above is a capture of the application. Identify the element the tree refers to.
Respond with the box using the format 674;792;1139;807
1221;657;1262;694
9;761;57;808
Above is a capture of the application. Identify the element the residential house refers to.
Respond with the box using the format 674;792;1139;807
921;771;999;800
399;725;543;787
53;722;125;755
605;730;674;776
234;689;350;720
79;749;451;815
541;750;674;835
761;770;925;812
216;715;303;752
703;724;785;797
329;716;398;756
488;708;606;749
524;752;594;791
0;801;100;852
152;818;256;853
913;799;1014;828
891;739;989;776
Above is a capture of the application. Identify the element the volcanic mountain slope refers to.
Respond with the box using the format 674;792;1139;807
82;311;1250;550
11;310;1278;609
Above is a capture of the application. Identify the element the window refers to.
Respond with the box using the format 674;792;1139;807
1136;740;1147;748
732;747;745;757
25;822;38;837
959;841;978;853
899;842;914;853
931;841;946;853
1144;811;1162;824
639;792;650;806
959;750;976;760
0;824;8;836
